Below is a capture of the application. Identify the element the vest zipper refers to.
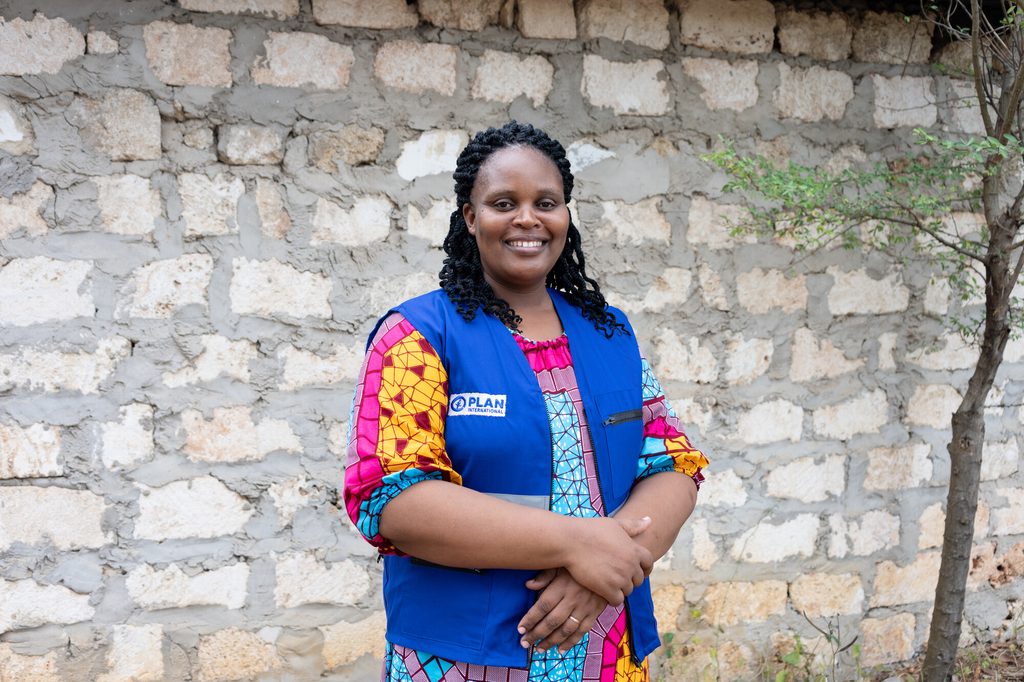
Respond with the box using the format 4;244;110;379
603;408;642;426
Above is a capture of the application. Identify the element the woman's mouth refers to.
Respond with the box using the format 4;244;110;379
505;239;546;250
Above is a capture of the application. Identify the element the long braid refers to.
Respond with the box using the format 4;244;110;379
439;121;627;337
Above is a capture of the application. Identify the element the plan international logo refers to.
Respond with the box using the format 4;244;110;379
448;393;507;417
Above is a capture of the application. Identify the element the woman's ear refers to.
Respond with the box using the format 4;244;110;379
462;202;476;235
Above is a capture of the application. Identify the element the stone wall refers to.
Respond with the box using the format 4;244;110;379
1;0;1022;679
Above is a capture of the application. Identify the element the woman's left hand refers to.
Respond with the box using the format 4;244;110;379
517;568;607;653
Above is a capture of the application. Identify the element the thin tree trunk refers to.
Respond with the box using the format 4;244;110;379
922;209;1015;680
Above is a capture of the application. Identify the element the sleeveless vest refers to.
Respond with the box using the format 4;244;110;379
366;289;659;667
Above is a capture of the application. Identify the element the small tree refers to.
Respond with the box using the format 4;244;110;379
706;2;1024;679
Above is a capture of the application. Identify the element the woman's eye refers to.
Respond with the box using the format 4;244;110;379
538;201;557;209
494;200;514;210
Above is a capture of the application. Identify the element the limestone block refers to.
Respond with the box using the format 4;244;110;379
0;580;94;633
686;196;753;250
0;487;107;550
729;514;819;562
183;127;214;149
790;328;864;382
944;80;986;134
628;268;692;312
269;478;312;528
179;173;244;237
600;198;671;245
0;257;93;326
230;258;332;319
698;469;747;508
1006;335;1024;363
906;333;979;371
981;439;1019;481
309;125;385;171
827;266;909;315
737;268;807;314
860;614;916;666
919;502;989;549
252;31;353;90
407;199;456;246
118;254;213;319
471;50;554;106
182;406;300;463
777;9;851;61
702;580;787;627
419;0;502;30
0;337;129;394
681;58;758;112
724;335;772;385
320;613;387;669
566;140;615;172
690;518;719;571
667;640;759;681
180;0;299;19
652;584;686;631
0;644;59;682
274;553;370;607
813;389;888;440
97;624;164;682
994;489;1024;535
871;552;941;607
71;89;161;161
738;399;802;444
828;510;899;558
516;0;576;39
396;130;467;181
374;41;457;96
87;31;119;54
0;14;84;75
279;344;361;390
853;11;932;65
143;21;232;87
878;332;897;370
578;0;670;49
217;125;283;165
312;0;418;28
100;403;155;469
0;423;61;479
865;443;932;491
163;335;255;387
790;573;864;617
581;56;669;116
935;40;973;78
765;455;844;502
0;182;51;238
134;476;253;540
94;174;161;237
312;196;392;245
697;263;729;310
654;330;717;383
197;629;282;682
253;179;291;239
906;384;962;429
678;0;776;55
0;94;35;155
126;563;249;610
873;75;937;128
773;64;853;122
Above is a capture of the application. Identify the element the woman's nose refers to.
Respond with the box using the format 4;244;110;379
513;205;540;227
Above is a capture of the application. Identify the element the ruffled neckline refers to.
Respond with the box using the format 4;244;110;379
512;331;568;350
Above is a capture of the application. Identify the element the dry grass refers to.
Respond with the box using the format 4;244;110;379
876;641;1024;681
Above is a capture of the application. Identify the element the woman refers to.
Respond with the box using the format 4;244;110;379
345;122;708;681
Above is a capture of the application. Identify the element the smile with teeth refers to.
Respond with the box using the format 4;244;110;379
506;239;546;248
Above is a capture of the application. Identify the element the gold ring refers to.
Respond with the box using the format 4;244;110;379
567;615;581;625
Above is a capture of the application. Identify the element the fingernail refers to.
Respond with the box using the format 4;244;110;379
518;626;525;634
641;516;651;522
521;639;529;649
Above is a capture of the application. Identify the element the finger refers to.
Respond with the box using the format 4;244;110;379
525;568;557;591
518;593;562;639
526;602;575;650
537;614;582;651
632;565;645;588
617;515;652;537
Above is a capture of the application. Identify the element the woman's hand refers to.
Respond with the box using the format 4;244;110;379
561;516;653;605
517;568;607;652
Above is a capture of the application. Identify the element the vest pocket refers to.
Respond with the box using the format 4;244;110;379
592;390;644;504
390;558;494;650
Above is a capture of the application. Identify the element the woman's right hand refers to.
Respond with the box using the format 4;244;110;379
562;516;653;605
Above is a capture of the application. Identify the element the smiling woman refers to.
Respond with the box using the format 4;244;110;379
343;121;708;682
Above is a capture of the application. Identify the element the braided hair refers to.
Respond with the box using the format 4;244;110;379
439;121;626;337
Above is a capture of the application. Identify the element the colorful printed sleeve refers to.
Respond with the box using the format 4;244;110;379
634;356;709;488
343;313;461;554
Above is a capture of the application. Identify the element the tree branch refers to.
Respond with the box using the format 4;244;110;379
885;202;988;261
973;0;996;135
997;62;1024;140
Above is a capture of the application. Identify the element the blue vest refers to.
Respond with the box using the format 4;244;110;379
367;289;659;667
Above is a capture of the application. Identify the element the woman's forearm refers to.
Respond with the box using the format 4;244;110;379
613;471;698;560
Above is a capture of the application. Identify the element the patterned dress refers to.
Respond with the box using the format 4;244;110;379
345;313;709;682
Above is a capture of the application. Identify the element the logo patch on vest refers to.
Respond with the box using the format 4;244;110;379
449;393;507;417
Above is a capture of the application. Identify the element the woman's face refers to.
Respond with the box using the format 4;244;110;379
462;145;570;297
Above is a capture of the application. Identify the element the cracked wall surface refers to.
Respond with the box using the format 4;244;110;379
1;0;1023;679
